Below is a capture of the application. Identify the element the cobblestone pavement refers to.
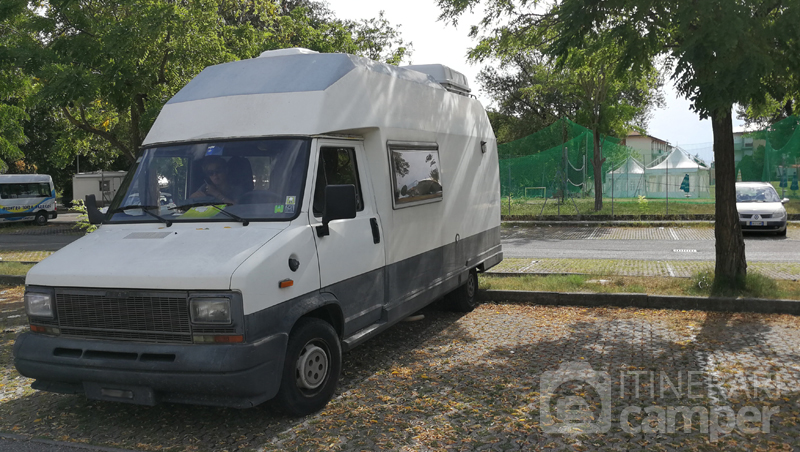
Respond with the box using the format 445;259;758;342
502;226;726;242
3;224;84;236
1;287;800;451
490;257;800;280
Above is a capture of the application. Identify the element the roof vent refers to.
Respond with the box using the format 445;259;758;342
402;64;471;96
258;48;319;58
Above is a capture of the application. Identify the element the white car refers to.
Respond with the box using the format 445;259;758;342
736;182;789;236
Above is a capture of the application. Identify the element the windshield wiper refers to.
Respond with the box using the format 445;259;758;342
171;201;249;226
109;205;172;227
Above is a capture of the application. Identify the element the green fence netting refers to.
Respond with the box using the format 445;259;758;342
738;116;800;192
498;118;637;198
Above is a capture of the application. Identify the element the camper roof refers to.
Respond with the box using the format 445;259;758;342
145;50;489;145
167;51;444;105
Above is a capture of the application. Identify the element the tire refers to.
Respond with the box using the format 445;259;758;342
778;227;787;237
34;211;48;226
275;318;341;417
448;269;479;312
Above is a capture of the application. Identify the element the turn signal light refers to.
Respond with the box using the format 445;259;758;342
279;279;294;289
30;325;60;335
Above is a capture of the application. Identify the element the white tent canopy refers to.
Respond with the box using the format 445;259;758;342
604;156;646;198
645;147;710;198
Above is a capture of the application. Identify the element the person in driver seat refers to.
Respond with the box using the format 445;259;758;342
190;156;243;204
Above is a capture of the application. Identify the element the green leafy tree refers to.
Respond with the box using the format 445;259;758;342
438;1;662;210
565;41;662;210
1;0;412;175
478;54;580;144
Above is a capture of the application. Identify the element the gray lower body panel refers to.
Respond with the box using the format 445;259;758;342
14;332;286;408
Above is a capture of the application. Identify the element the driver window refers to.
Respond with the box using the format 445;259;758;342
313;147;364;217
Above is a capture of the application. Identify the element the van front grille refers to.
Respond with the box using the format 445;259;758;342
54;289;192;343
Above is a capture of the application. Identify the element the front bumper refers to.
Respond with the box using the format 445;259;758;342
739;219;786;232
13;332;287;408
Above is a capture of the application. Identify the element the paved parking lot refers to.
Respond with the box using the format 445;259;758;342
1;287;800;451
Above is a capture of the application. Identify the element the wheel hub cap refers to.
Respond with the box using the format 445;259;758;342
296;343;328;390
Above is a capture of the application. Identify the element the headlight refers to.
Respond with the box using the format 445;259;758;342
190;298;231;324
25;292;54;318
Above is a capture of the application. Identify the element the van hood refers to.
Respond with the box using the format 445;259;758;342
26;223;288;290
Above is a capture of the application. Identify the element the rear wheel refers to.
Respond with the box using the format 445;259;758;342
34;211;48;226
275;318;341;417
448;269;479;312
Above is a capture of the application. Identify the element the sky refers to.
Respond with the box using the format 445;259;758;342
326;0;744;164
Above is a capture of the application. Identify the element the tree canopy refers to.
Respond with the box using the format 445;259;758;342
0;0;411;197
438;0;662;209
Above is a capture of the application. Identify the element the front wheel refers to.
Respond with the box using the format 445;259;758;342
34;211;48;226
448;269;479;312
275;318;341;417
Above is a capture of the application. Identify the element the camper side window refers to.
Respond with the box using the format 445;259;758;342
387;143;443;209
313;147;364;217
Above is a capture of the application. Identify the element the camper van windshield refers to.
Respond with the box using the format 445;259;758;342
106;138;311;224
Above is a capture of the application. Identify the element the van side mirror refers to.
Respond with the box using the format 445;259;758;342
317;185;357;237
85;194;105;225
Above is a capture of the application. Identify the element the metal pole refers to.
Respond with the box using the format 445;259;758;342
666;153;669;216
507;165;511;215
583;154;587;198
611;162;614;218
584;134;589;198
564;146;568;204
782;155;786;198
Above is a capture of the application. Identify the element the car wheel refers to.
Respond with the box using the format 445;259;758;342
34;211;48;226
778;227;787;237
275;318;341;417
448;269;480;312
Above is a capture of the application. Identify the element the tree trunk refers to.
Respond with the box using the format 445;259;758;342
592;127;604;211
711;106;747;289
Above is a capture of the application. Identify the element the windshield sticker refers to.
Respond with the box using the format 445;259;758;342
206;145;223;155
286;196;296;205
180;205;225;218
285;204;295;214
274;205;284;213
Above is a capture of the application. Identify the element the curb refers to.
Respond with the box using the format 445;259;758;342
501;214;800;222
502;220;715;227
478;289;800;316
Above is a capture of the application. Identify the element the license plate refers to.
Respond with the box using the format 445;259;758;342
748;221;764;226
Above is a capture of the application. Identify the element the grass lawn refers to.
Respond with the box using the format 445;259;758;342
0;262;34;276
479;272;800;300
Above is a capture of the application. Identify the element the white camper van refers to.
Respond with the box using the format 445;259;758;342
15;49;502;415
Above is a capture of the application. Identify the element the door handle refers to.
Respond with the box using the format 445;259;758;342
370;218;380;244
